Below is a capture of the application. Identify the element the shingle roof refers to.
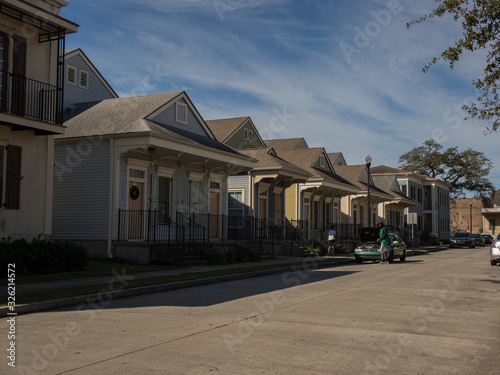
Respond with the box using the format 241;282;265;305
60;92;184;138
264;138;307;150
370;165;411;174
335;165;392;196
205;117;248;143
241;148;312;178
57;92;251;158
372;175;418;204
275;148;357;188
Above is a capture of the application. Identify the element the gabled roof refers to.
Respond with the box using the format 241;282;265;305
206;117;248;143
241;148;312;179
370;165;411;175
65;48;119;99
371;165;452;188
327;152;347;166
206;116;266;148
275;148;358;191
372;175;418;206
264;138;308;150
334;165;392;198
60;92;184;137
57;91;247;158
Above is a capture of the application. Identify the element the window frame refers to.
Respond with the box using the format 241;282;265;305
175;102;188;125
228;189;245;229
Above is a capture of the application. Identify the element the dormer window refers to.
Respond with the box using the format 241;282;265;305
67;66;77;85
79;70;89;89
176;102;187;125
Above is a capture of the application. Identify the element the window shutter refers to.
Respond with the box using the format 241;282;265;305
67;66;77;85
5;145;22;209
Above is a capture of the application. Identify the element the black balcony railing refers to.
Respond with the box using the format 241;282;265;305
0;70;61;125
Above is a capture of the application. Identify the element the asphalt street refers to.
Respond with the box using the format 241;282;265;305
4;247;499;375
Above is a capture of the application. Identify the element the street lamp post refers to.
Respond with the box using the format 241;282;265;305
366;155;372;227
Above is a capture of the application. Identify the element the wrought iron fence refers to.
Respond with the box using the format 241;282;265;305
0;70;61;125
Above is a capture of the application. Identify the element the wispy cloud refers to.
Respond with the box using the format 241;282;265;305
61;0;500;187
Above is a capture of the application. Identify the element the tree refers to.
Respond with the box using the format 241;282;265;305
407;1;500;132
399;139;494;196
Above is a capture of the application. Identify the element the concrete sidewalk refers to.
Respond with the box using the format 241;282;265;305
1;246;445;317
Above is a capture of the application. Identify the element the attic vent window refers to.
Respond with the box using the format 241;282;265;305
67;66;77;85
176;102;188;125
79;70;89;89
319;155;325;168
244;129;253;141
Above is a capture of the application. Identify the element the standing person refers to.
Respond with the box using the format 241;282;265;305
377;222;389;264
327;225;336;256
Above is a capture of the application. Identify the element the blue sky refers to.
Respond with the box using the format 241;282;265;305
60;0;500;193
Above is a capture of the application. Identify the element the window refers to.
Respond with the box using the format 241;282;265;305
129;169;145;179
158;177;170;224
210;181;220;190
67;66;77;85
402;185;407;195
244;128;253;141
79;70;89;89
319;155;325;168
176;102;188;125
5;145;22;209
228;190;244;228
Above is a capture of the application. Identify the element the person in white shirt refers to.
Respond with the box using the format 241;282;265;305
327;225;336;256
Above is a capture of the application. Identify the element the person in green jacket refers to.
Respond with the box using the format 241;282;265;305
377;222;389;264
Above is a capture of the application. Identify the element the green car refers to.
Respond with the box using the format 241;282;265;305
354;227;407;264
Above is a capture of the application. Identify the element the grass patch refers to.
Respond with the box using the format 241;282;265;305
5;257;353;306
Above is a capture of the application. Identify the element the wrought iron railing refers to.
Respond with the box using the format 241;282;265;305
0;70;61;125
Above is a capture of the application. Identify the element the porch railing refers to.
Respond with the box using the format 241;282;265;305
0;70;61;125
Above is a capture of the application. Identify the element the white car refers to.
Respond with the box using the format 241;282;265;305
490;234;500;266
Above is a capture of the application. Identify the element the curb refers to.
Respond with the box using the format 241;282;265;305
0;257;352;318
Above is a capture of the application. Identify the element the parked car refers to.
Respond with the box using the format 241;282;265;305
472;233;485;247
449;232;475;248
354;227;407;264
490;234;500;266
482;234;493;245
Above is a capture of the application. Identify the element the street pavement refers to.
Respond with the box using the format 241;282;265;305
3;247;499;374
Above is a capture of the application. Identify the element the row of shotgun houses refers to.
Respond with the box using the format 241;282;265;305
1;0;451;265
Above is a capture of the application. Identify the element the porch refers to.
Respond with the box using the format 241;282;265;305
116;210;311;264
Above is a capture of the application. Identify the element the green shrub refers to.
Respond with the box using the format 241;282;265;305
0;239;87;276
419;231;440;246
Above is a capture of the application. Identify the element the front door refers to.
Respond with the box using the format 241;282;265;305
209;191;220;239
128;182;143;240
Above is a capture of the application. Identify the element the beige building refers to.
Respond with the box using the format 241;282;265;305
0;0;77;240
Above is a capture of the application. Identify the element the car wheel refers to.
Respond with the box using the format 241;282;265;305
400;250;406;262
491;260;497;266
355;257;362;264
388;251;394;263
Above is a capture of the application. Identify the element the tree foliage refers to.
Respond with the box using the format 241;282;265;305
407;0;500;132
399;139;493;196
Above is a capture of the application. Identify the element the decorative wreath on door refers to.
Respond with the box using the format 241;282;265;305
129;185;140;200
